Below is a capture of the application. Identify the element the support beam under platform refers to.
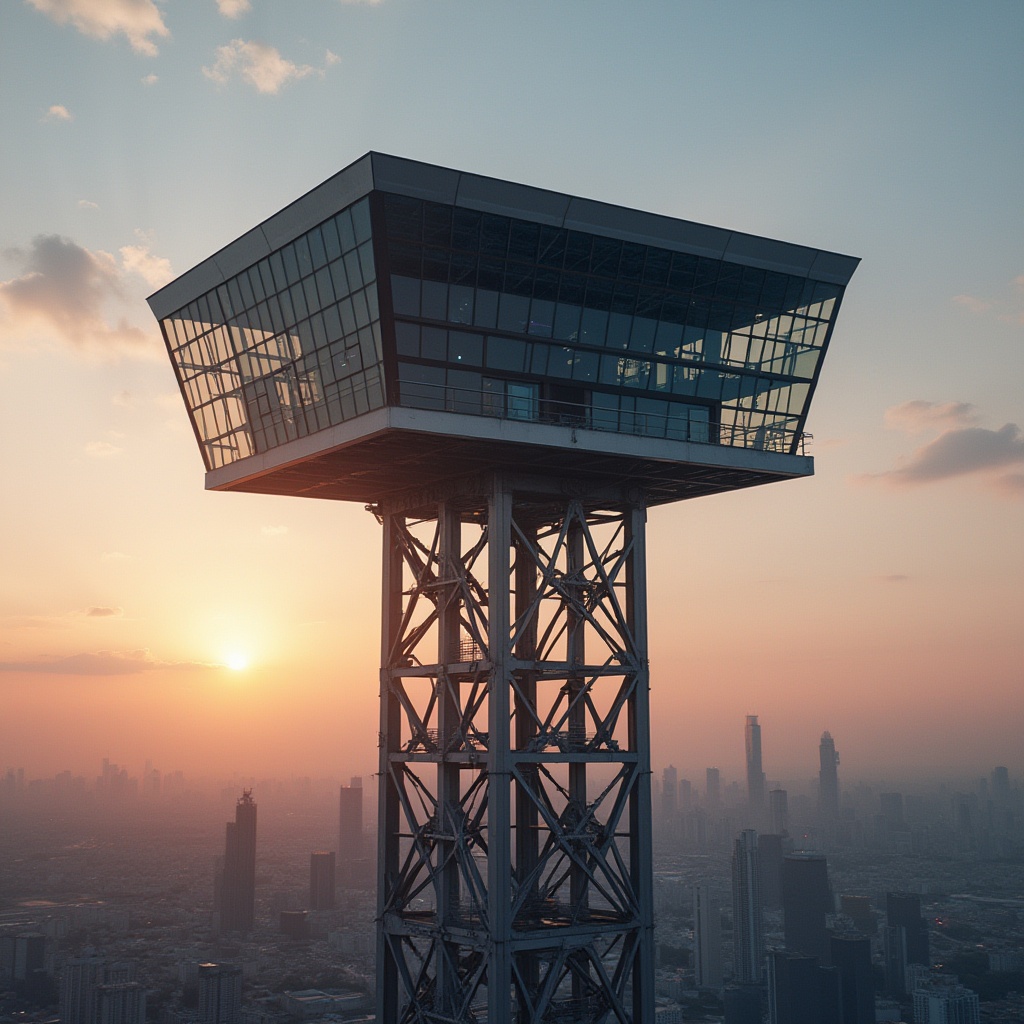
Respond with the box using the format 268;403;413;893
375;475;654;1023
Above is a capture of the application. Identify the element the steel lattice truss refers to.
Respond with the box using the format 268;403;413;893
375;478;654;1024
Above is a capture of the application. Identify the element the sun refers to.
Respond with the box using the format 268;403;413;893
225;652;249;672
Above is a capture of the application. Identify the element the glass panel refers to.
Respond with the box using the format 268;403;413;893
391;276;420;316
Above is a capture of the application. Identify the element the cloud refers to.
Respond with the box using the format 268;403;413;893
141;73;158;86
0;649;213;675
119;242;173;288
78;199;99;209
952;294;991;314
867;423;1024;487
203;39;317;94
44;104;73;122
0;234;157;355
884;400;979;434
84;440;123;458
261;524;289;537
27;0;169;56
952;275;1024;326
216;0;251;17
85;606;122;618
325;49;341;65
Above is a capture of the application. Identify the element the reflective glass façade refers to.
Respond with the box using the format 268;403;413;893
160;198;382;470
380;194;843;453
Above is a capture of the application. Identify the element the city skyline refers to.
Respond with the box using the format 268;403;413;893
1;2;1022;784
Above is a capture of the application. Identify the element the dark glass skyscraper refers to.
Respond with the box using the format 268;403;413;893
219;791;257;934
782;852;832;963
732;830;764;985
885;892;929;996
745;715;765;813
830;935;876;1024
819;731;839;818
309;850;336;911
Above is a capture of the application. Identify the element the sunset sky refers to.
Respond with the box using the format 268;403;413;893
1;0;1021;787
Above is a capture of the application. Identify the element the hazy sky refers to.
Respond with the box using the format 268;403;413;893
1;0;1021;785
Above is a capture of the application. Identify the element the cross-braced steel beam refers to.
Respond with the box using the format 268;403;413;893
375;475;654;1023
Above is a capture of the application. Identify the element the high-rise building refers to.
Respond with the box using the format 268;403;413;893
885;892;929;996
693;886;723;990
95;983;145;1024
662;765;678;822
706;768;721;813
198;963;242;1024
60;959;136;1024
309;850;336;910
782;852;831;963
732;830;763;985
768;950;841;1024
338;778;364;862
757;833;785;910
839;895;876;936
819;732;840;818
219;790;257;934
830;935;875;1024
769;788;789;835
745;716;765;813
912;977;980;1024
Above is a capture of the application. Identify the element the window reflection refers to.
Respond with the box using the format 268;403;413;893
162;197;384;471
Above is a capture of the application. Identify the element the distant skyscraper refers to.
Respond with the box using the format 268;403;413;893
912;977;980;1024
769;788;789;835
830;935;876;1024
95;983;145;1024
885;892;929;996
693;886;723;990
338;777;364;863
990;765;1010;802
662;765;678;822
840;895;876;936
732;830;764;985
60;959;136;1024
819;732;840;818
198;963;242;1024
768;950;841;1024
309;850;336;911
706;767;721;812
782;853;832;963
219;790;257;934
745;716;765;813
757;833;785;910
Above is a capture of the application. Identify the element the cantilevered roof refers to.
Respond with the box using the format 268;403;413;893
149;152;859;321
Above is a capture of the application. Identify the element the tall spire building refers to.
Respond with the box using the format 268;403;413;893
745;715;765;815
219;790;257;934
819;731;840;819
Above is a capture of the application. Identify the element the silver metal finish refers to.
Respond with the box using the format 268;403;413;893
375;476;654;1023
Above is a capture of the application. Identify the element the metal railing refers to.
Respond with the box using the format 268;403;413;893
398;380;810;455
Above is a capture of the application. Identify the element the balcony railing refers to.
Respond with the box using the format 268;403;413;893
398;380;810;455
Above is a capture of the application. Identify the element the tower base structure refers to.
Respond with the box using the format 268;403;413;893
375;473;654;1023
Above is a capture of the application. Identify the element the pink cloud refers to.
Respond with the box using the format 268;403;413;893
884;400;979;434
27;0;169;56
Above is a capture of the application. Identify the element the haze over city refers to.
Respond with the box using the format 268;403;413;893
2;0;1022;787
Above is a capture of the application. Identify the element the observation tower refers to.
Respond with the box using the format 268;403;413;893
149;153;858;1023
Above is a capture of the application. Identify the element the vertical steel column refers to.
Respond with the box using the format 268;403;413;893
488;478;514;1019
376;512;402;1023
626;502;655;1023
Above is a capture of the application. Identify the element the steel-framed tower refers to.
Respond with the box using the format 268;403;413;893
376;479;653;1020
149;152;857;1022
